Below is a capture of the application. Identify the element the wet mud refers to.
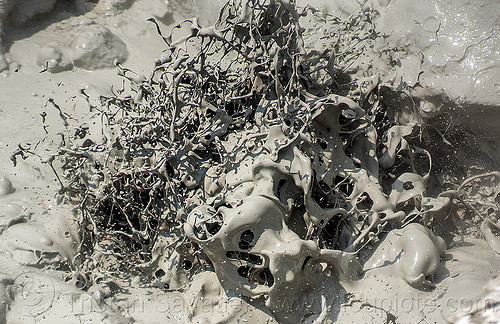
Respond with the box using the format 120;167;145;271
0;0;499;323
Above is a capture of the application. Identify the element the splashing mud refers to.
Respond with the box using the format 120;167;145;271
1;0;499;323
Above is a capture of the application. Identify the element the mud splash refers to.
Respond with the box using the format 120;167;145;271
34;0;454;319
0;0;499;323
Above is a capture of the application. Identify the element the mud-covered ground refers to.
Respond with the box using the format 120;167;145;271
0;0;499;323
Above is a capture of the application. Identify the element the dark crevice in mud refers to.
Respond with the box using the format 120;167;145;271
226;251;263;265
356;192;374;211
238;230;255;250
334;175;353;197
237;265;274;287
312;184;337;209
154;268;166;279
395;198;420;215
86;172;168;259
255;268;274;287
319;216;346;250
277;178;287;197
206;221;223;236
182;259;193;270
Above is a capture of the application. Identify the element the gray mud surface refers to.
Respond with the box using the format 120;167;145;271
0;0;499;323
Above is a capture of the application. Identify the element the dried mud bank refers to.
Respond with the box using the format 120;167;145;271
0;0;499;323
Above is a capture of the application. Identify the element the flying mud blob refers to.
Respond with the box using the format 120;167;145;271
0;176;14;196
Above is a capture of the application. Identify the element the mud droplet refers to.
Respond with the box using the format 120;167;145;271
0;176;15;196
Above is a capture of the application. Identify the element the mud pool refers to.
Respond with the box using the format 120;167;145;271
0;1;499;323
